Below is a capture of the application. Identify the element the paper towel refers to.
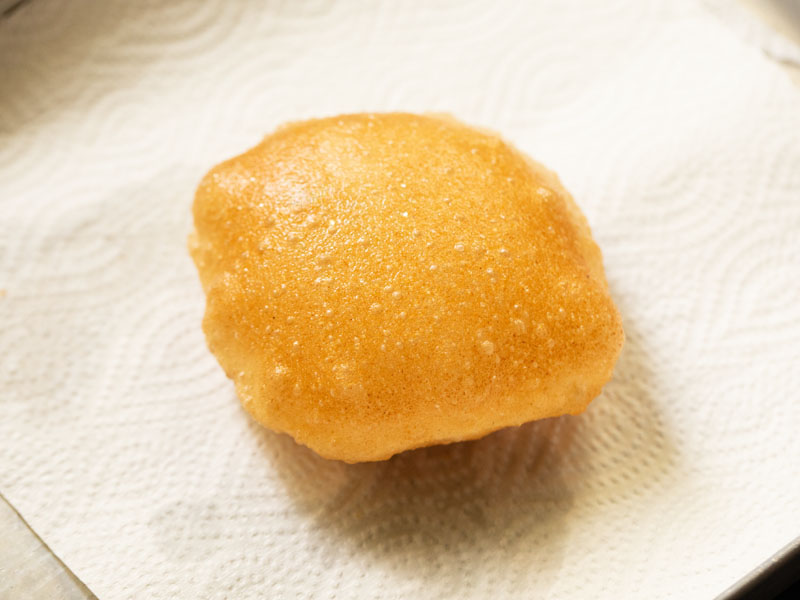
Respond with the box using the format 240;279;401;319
703;0;800;66
1;0;799;598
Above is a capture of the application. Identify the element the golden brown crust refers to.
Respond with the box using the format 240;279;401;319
190;113;624;462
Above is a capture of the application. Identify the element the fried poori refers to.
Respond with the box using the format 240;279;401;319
190;113;623;462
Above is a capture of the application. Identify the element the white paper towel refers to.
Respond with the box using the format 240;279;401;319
704;0;800;66
1;1;799;598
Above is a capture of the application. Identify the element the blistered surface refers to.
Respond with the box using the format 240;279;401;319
191;114;623;461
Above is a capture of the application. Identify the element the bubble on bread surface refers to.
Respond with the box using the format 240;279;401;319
190;112;624;463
